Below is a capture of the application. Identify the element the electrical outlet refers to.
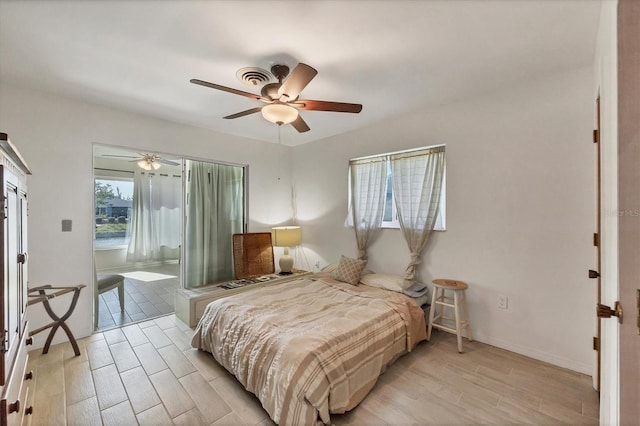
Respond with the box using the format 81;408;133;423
497;294;508;309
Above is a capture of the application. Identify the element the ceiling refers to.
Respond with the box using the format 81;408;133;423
0;0;601;146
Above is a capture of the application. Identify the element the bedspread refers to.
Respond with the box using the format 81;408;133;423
191;274;426;425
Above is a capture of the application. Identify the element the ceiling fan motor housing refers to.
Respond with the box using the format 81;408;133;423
261;83;281;100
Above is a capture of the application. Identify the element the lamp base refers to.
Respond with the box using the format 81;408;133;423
279;252;294;275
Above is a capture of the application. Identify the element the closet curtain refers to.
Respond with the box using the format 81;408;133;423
184;160;244;287
390;146;445;285
127;172;181;262
347;157;387;260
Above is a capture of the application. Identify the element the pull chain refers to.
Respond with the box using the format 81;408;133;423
277;124;282;181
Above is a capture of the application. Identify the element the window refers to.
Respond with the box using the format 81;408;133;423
350;145;446;231
94;177;134;249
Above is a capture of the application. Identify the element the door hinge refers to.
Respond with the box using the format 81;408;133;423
597;301;623;323
593;336;600;351
593;233;600;247
1;330;7;353
593;129;599;144
637;289;639;335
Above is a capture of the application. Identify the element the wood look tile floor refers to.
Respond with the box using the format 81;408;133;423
26;315;599;425
97;264;180;331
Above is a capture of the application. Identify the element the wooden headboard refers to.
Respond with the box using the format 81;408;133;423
232;232;275;279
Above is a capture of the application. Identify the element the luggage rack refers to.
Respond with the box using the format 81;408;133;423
27;284;86;356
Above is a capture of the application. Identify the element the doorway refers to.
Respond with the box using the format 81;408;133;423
92;145;248;331
93;145;182;330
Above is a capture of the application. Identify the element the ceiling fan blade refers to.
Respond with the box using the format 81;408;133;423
223;107;263;119
290;115;310;133
160;159;180;166
277;63;317;101
102;154;139;159
190;79;268;102
293;99;362;113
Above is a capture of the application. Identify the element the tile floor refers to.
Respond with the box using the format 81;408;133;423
97;263;180;331
26;317;599;426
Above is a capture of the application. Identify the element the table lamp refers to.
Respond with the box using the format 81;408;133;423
271;226;302;275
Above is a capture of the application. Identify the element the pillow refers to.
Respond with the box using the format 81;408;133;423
360;273;412;293
322;262;374;276
331;255;367;285
321;262;338;273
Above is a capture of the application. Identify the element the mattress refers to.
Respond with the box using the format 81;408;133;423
191;273;427;425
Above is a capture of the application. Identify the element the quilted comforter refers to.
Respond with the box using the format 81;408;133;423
191;273;427;425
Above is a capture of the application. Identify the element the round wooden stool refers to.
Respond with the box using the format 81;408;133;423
427;279;473;353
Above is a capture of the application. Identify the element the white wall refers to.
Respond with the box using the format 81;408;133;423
293;66;596;373
0;64;598;373
595;1;619;423
0;84;293;347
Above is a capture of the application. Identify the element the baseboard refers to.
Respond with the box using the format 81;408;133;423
471;331;592;376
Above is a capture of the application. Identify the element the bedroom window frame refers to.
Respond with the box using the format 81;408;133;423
349;145;446;231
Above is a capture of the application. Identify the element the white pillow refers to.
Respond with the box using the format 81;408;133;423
321;262;338;273
360;273;412;293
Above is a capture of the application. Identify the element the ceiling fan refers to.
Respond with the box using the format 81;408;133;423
102;153;179;171
190;63;363;133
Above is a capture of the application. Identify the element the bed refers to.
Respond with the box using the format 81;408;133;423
191;271;427;425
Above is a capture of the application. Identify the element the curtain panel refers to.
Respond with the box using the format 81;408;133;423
347;157;387;260
390;146;445;285
127;172;181;262
184;160;244;287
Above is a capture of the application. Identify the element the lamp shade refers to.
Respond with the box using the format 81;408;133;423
261;104;299;125
271;226;302;247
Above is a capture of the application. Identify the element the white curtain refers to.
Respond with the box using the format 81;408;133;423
127;172;181;262
347;158;387;260
184;160;244;287
391;146;445;285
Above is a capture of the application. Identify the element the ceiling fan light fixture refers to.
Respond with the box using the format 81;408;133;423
137;158;161;171
261;104;299;125
137;159;152;170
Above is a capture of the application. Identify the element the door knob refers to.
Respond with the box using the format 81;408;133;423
8;400;19;414
597;301;623;324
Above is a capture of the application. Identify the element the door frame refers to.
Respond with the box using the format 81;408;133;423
594;95;602;392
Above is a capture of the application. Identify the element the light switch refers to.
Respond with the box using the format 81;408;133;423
62;219;72;232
